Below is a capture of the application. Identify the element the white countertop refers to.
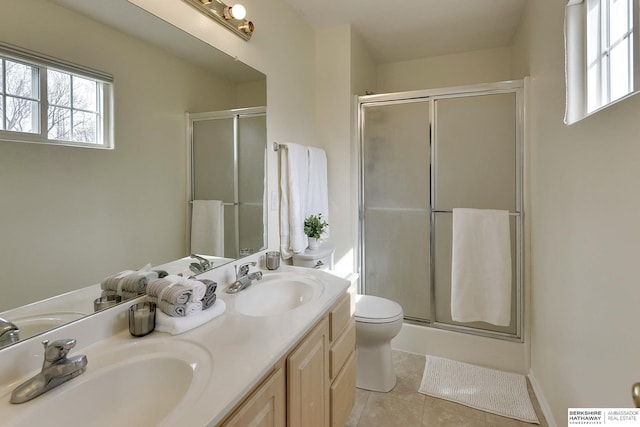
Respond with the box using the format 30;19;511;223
0;261;351;426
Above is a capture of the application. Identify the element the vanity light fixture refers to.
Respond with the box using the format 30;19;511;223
183;0;254;41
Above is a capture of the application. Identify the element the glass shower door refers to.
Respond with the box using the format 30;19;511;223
361;100;431;322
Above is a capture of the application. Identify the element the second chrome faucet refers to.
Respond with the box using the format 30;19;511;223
226;261;263;294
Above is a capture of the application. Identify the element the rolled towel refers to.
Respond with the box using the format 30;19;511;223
202;293;217;310
155;299;226;335
120;271;158;294
154;270;169;278
186;301;203;315
182;278;207;302
155;299;187;317
198;279;218;310
147;278;191;304
202;279;217;297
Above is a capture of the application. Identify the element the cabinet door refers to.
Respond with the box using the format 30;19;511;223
222;366;286;427
287;317;330;427
330;351;356;427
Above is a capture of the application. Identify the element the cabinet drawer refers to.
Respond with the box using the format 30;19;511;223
329;292;351;341
330;319;355;380
330;351;356;427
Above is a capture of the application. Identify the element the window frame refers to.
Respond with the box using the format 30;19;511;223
564;0;640;124
586;0;636;112
0;42;113;149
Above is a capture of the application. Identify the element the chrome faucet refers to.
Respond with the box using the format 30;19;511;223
0;317;19;349
189;253;212;274
11;338;88;404
226;261;263;294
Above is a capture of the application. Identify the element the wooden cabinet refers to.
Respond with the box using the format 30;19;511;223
327;293;356;427
221;363;286;427
219;291;355;427
287;317;330;427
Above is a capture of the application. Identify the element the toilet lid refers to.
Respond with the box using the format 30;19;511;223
354;295;403;324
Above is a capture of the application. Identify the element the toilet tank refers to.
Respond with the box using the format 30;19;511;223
292;242;335;270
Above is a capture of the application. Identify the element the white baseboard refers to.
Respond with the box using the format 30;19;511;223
528;370;557;427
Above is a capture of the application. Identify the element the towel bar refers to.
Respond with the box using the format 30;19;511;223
432;210;520;216
189;201;238;206
273;142;287;151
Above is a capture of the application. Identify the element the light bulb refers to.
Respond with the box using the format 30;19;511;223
230;4;246;20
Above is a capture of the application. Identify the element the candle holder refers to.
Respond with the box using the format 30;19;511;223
266;251;281;270
128;302;156;337
93;295;122;312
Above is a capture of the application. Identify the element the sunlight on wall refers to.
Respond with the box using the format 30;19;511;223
334;248;354;277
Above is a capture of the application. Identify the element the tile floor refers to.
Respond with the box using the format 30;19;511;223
346;350;548;427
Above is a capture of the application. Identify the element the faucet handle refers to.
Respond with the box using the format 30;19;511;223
43;339;76;362
236;261;257;278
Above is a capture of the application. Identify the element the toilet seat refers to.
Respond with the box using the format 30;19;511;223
355;295;403;324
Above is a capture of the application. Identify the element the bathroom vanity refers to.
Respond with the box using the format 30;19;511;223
221;291;355;427
0;261;355;427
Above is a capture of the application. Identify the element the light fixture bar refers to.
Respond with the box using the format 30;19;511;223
182;0;254;41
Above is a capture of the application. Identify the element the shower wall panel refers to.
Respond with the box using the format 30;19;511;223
361;101;431;321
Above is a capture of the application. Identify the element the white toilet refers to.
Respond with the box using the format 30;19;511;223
291;243;404;392
354;294;403;392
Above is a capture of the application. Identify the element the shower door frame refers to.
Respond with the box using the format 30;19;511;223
358;80;525;342
188;106;267;259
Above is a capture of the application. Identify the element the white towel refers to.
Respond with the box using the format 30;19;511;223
451;208;512;326
307;146;329;238
190;200;224;257
155;299;226;335
279;143;309;258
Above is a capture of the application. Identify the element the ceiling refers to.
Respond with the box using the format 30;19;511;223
283;0;528;63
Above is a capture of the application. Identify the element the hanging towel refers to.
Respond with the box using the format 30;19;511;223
190;200;224;257
279;143;310;258
451;208;512;326
307;146;329;238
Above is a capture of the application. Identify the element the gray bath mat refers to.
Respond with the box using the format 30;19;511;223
419;355;539;424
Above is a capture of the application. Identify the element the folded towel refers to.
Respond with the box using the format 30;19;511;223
190;200;225;257
307;146;329;238
279;143;310;258
155;299;226;335
451;208;512;326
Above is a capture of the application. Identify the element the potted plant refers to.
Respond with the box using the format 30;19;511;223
304;213;328;250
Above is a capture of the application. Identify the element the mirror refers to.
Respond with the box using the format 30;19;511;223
0;0;267;347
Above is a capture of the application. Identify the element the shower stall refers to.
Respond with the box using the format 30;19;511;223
358;81;524;341
189;107;267;258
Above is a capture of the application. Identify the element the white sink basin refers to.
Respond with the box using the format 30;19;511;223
13;312;87;341
234;272;324;317
2;339;212;427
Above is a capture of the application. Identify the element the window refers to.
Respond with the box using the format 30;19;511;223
564;0;640;124
587;0;634;112
0;43;113;148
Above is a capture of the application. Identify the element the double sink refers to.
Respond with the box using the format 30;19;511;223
0;267;340;426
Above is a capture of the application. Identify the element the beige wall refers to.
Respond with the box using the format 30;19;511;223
0;0;250;310
512;0;640;424
377;46;513;93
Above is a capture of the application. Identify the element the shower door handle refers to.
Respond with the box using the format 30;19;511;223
632;383;640;407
